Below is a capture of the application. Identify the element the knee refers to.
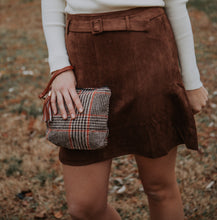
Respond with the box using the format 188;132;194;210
67;198;107;220
142;180;178;202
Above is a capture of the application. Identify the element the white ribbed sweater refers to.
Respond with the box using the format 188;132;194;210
41;0;203;90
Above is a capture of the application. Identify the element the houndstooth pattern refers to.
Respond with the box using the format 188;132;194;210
46;86;111;150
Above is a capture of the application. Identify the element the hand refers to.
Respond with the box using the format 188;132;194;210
185;86;208;115
50;70;84;120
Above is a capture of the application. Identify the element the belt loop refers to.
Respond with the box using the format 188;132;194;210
125;15;130;31
66;19;70;35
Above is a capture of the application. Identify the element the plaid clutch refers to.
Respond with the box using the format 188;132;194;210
39;66;112;150
47;87;111;150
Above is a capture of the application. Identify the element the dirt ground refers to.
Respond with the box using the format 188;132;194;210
0;0;216;219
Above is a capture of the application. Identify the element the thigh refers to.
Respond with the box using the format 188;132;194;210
134;146;178;191
62;158;113;209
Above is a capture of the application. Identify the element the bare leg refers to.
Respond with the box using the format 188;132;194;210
134;146;184;220
62;159;121;220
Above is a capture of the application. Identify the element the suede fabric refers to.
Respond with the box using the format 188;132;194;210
59;6;199;166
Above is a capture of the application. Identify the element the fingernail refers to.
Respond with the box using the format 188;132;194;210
63;114;67;119
79;107;83;112
71;113;75;119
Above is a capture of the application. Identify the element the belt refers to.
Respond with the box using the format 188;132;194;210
66;12;165;35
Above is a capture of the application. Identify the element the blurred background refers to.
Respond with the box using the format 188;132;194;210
0;0;216;219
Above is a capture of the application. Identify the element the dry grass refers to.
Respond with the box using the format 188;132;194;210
0;0;216;219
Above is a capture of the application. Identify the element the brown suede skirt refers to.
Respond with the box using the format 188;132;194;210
59;6;199;166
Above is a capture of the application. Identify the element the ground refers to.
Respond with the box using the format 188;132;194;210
0;0;216;219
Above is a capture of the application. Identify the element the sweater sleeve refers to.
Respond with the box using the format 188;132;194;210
164;0;203;90
41;0;71;74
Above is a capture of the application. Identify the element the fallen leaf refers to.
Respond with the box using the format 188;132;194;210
116;185;126;194
53;211;63;219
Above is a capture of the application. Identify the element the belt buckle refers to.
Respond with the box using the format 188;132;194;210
90;18;103;35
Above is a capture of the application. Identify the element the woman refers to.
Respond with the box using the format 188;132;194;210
41;0;208;219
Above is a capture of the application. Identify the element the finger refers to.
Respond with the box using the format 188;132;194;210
202;88;209;101
204;87;209;96
51;90;57;114
202;90;209;103
201;89;208;101
201;99;207;107
56;90;68;120
62;90;76;119
192;105;201;115
69;88;84;113
192;108;199;115
202;92;208;101
193;109;200;115
204;90;209;101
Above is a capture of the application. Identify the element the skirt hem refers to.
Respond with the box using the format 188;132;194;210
59;139;199;166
